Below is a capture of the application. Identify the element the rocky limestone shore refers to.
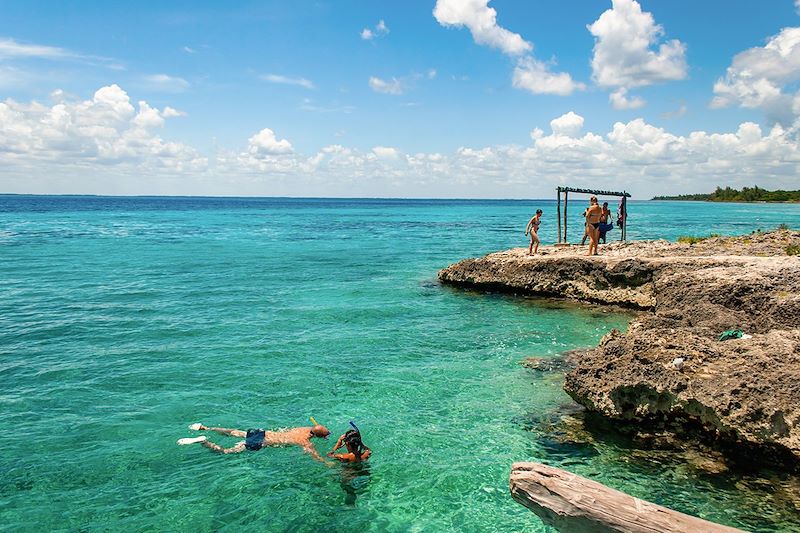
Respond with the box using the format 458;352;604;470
439;230;800;467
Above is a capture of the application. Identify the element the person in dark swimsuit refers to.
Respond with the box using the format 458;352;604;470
599;202;612;243
178;422;331;462
585;196;603;256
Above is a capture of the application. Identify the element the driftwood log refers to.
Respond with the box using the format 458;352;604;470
509;462;743;533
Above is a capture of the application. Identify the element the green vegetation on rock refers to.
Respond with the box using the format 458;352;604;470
678;234;720;245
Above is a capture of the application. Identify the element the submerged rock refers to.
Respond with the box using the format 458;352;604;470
521;349;588;373
440;230;800;468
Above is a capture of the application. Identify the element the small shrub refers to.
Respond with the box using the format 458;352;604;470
778;223;791;230
678;236;705;244
786;244;800;256
678;234;719;245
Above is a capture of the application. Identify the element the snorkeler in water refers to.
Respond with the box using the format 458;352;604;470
328;423;371;463
177;417;331;462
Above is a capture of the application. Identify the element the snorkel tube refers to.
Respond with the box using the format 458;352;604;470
349;420;360;433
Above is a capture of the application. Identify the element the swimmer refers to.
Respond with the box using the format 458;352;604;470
178;421;331;462
327;428;371;463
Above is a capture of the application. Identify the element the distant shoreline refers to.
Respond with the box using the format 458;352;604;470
652;198;800;203
652;186;800;203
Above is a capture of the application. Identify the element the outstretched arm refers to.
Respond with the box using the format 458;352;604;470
328;434;345;455
303;443;329;464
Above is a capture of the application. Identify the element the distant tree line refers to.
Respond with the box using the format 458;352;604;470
653;186;800;202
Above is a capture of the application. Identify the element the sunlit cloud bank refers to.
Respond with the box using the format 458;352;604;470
1;85;798;197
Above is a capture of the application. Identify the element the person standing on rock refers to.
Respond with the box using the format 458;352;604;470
525;209;543;255
599;202;612;244
585;196;603;256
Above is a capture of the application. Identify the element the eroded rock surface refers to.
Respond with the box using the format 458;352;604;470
439;230;800;466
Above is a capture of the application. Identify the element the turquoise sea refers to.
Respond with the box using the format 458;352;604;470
2;195;800;532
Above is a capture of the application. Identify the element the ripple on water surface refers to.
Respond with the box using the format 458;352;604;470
2;196;800;531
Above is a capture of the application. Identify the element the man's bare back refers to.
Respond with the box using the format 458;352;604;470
178;422;331;461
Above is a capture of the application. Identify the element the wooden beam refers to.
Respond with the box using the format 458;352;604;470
510;463;742;533
558;186;631;197
563;191;569;243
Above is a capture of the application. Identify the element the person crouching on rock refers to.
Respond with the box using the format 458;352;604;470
328;428;371;463
525;209;543;255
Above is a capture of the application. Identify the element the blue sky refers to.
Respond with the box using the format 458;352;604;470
0;0;799;197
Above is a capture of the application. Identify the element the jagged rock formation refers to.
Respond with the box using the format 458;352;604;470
439;230;800;466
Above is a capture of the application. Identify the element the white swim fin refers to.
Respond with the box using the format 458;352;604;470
188;423;203;431
177;436;207;445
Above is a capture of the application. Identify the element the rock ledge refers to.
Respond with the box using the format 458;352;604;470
439;230;800;467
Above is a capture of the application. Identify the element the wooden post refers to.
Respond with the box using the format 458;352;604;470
556;188;562;244
510;462;743;533
622;194;628;241
563;191;568;243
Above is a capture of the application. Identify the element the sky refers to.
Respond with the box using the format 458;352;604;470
0;0;799;198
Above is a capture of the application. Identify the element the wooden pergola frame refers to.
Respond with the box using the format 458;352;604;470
556;186;631;244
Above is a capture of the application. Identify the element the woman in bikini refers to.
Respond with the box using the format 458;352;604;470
585;196;603;256
525;209;543;255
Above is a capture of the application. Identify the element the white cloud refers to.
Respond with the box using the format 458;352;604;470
512;57;586;96
0;84;201;170
0;38;71;60
549;112;584;137
711;27;800;125
0;37;120;71
3;85;799;198
661;103;687;120
609;88;646;110
299;98;355;113
433;0;531;55
183;46;196;54
143;74;190;93
796;0;800;14
434;0;581;97
220;112;800;197
361;19;389;40
588;0;687;108
372;146;399;159
247;128;293;156
427;68;437;79
369;76;404;95
260;74;315;90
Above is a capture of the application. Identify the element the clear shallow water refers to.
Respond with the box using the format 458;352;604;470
2;196;800;532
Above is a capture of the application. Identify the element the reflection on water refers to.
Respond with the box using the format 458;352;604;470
339;462;372;506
